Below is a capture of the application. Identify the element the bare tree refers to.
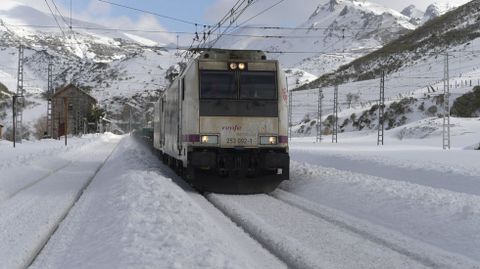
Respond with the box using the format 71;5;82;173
33;115;48;139
346;92;360;108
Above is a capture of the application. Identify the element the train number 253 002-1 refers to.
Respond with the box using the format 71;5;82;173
226;137;255;145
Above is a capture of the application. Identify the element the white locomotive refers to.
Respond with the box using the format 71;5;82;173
153;49;289;193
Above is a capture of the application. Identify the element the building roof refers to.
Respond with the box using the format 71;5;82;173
53;84;97;103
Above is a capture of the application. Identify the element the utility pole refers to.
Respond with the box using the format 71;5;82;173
377;71;385;146
443;53;451;150
316;88;323;143
63;97;68;146
129;105;132;133
288;77;293;141
15;45;25;143
332;85;338;143
12;95;17;148
69;0;73;30
75;88;80;135
47;62;53;137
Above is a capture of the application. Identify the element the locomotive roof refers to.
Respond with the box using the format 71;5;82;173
189;48;268;61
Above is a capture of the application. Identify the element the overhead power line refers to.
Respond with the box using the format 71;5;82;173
228;24;410;31
50;0;69;27
96;0;199;26
2;23;355;39
234;0;286;28
44;0;67;38
205;0;256;49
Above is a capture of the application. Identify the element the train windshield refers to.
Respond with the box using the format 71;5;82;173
239;71;276;100
200;71;236;99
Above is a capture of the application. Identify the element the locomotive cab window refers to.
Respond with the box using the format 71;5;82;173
240;71;277;100
200;70;236;99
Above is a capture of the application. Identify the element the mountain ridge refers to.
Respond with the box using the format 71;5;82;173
296;0;480;91
217;0;416;76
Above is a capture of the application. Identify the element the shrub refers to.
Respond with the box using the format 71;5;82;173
418;102;425;111
426;105;438;116
369;104;379;114
340;118;350;128
450;86;480;117
350;113;356;121
324;115;335;127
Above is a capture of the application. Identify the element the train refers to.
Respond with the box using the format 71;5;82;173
153;49;289;194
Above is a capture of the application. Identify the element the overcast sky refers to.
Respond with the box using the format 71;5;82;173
5;0;472;43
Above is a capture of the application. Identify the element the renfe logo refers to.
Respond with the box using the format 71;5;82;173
222;125;242;132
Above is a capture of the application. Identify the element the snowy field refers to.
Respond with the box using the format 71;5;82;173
0;117;479;268
285;117;480;263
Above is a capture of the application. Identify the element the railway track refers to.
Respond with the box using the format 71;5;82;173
0;161;73;203
0;140;119;269
207;189;480;269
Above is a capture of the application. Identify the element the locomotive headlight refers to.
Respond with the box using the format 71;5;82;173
238;63;246;70
260;136;277;145
201;135;218;144
229;62;238;70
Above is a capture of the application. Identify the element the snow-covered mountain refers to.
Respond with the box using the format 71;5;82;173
401;3;454;26
423;3;450;22
287;0;480;140
401;5;424;25
0;1;180;132
218;0;415;76
298;0;480;91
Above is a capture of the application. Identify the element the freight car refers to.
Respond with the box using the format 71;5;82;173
153;49;289;193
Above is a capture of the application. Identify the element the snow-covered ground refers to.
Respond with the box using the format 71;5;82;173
31;137;270;268
0;133;121;268
0;135;283;269
0;116;479;268
283;117;480;263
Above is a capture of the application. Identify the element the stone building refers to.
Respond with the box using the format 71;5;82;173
51;84;97;138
